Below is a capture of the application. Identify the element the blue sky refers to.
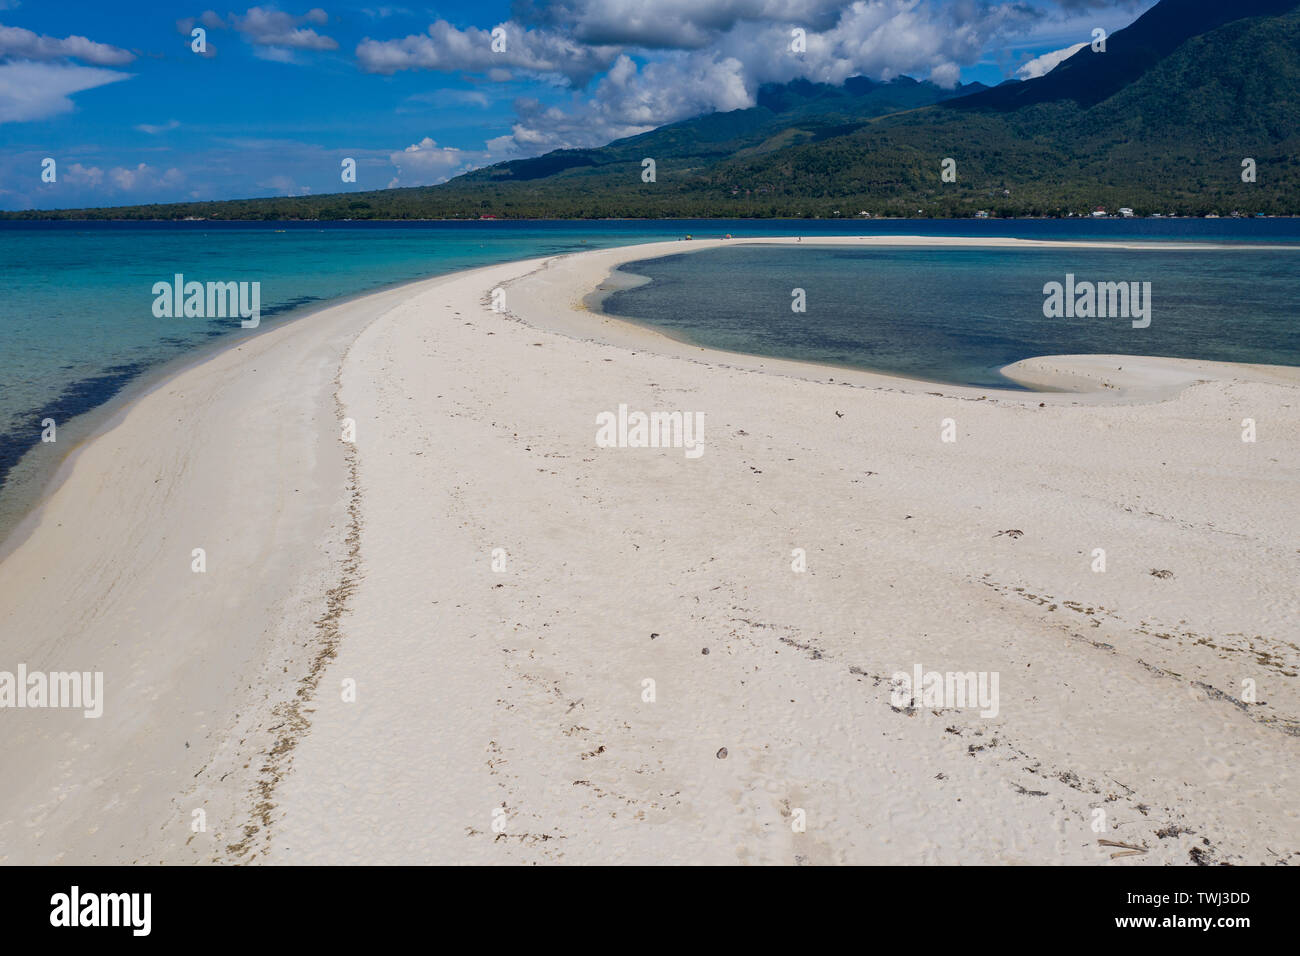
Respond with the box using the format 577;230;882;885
0;0;1156;209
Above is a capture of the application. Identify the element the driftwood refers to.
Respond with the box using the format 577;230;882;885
1099;838;1148;859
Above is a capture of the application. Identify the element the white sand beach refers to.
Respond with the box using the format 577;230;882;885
1;237;1297;865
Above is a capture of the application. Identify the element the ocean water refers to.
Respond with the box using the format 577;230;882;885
603;243;1300;388
0;220;686;513
2;218;1300;536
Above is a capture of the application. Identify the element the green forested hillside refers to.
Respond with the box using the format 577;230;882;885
691;7;1300;218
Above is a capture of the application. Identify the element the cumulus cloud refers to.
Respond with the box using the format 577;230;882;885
234;6;336;49
45;160;183;192
108;163;185;191
780;0;1037;86
62;162;104;186
503;52;754;151
929;60;961;88
474;1;1041;155
178;6;337;61
356;19;620;86
1015;40;1087;79
0;23;135;65
0;22;133;122
0;61;130;122
355;1;1044;159
387;136;488;186
481;56;736;154
175;10;227;33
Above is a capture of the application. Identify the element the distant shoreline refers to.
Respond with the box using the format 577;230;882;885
5;214;1300;223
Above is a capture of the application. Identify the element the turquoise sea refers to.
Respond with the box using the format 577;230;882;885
2;218;1299;533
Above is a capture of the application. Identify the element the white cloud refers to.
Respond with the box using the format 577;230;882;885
176;11;227;33
357;0;1041;110
481;1;1040;156
357;19;620;86
0;22;136;124
178;6;338;62
0;61;130;123
387;136;488;186
929;61;961;88
107;163;184;191
233;6;337;50
475;52;747;156
0;23;134;65
1016;41;1087;79
772;1;1033;86
63;162;104;186
36;158;183;194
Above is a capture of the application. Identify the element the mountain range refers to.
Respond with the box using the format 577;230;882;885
9;0;1300;220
